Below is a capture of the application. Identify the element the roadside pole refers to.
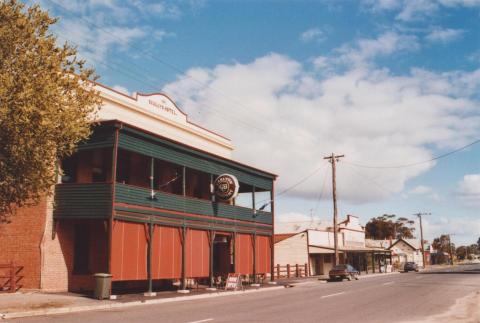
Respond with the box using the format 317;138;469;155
448;234;455;265
324;153;344;266
414;212;430;268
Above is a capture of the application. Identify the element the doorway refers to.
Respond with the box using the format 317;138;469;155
213;234;232;276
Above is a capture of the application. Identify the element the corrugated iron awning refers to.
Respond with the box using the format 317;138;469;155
308;245;390;254
309;246;339;254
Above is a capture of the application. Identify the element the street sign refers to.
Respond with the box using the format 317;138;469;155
224;273;241;291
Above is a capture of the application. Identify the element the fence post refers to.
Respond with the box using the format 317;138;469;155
276;264;280;278
287;264;290;278
295;264;299;277
305;263;308;277
10;261;15;293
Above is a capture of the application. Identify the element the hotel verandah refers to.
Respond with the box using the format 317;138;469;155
0;85;276;293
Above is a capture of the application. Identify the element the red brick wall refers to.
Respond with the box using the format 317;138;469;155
0;200;48;289
56;220;108;292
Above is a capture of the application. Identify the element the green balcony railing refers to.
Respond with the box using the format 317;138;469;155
53;183;113;219
114;183;272;225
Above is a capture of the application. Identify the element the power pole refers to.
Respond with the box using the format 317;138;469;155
414;212;430;268
447;234;455;265
324;153;344;266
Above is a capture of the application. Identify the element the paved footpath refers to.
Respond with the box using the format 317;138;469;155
5;265;480;323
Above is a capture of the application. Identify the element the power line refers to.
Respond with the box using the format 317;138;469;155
342;163;398;196
44;0;274;128
51;37;271;135
344;139;480;169
49;34;336;207
48;17;316;143
275;164;326;198
313;166;329;216
255;164;327;207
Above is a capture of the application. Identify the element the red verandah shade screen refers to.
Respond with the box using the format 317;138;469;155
235;233;253;275
111;221;148;281
151;225;182;279
185;229;209;278
255;235;271;274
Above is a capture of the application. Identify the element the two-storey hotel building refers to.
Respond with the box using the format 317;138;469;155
0;84;276;293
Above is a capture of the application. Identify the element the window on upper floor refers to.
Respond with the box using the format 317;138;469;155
154;159;183;195
185;168;211;200
61;148;112;183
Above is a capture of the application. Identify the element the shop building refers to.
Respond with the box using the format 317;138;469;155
0;84;276;292
388;238;424;269
275;215;391;276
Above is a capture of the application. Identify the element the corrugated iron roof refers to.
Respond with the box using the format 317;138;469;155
274;233;298;243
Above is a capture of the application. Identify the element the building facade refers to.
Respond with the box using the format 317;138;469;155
389;239;424;269
0;85;276;292
275;215;391;276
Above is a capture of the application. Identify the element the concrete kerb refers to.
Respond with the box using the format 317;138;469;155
0;286;285;320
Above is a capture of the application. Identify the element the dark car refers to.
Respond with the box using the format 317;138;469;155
329;264;359;281
404;262;419;272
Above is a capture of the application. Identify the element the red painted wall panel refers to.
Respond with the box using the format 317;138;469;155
111;221;147;281
151;226;182;279
185;229;209;278
255;235;271;274
235;233;253;275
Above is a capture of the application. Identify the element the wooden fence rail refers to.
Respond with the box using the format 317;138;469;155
274;263;308;279
0;261;23;293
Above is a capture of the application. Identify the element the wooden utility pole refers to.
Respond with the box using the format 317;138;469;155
324;153;344;266
447;234;455;265
414;212;430;268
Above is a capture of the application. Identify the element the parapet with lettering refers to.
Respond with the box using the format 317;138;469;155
94;83;234;158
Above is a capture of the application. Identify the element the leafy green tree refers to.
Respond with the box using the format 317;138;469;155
458;244;480;260
0;0;100;221
432;235;455;264
456;246;467;260
365;214;416;240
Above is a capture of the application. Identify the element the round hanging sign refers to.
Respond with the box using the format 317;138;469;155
214;174;239;201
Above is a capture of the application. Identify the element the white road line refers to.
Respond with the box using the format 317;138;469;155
382;281;394;286
186;319;214;323
321;292;345;298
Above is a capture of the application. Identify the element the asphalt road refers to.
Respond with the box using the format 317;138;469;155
12;264;480;323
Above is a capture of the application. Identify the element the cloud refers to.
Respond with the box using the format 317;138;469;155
312;56;328;70
457;174;480;206
425;27;465;43
162;44;480;204
409;185;433;195
32;0;186;65
136;2;182;19
334;32;419;67
408;185;441;201
55;19;147;63
300;28;327;43
424;216;480;245
153;30;176;41
363;0;480;21
275;212;330;233
469;51;480;63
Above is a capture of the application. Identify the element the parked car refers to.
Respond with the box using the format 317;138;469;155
404;262;419;272
329;264;359;281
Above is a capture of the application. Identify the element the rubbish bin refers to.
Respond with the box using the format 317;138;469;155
93;273;112;300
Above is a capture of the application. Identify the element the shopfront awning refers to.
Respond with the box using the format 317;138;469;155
309;246;338;254
308;245;390;254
